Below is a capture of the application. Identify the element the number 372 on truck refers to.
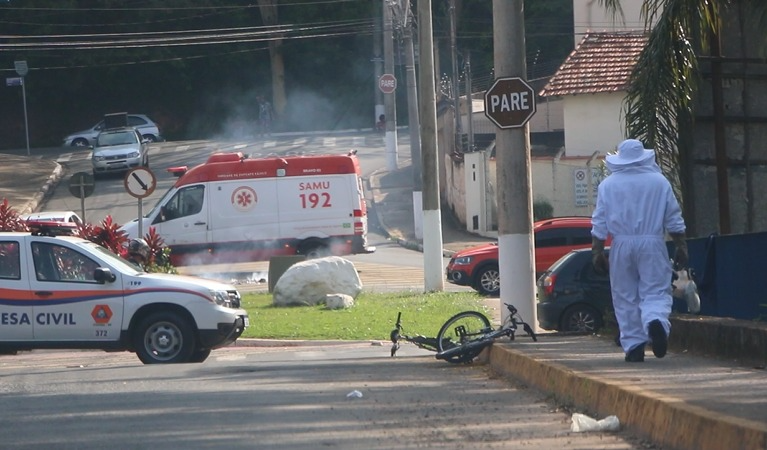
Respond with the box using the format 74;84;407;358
120;151;376;266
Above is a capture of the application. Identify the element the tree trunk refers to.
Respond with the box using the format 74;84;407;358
257;0;287;116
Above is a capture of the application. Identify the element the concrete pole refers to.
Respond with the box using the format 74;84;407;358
493;0;537;327
383;0;399;171
418;0;444;292
449;0;463;153
399;0;424;239
373;2;385;123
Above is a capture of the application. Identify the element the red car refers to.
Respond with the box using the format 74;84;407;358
446;217;601;296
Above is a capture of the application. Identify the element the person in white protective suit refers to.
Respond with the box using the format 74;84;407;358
591;139;688;363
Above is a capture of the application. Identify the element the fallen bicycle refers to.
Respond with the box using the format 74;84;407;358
390;303;537;364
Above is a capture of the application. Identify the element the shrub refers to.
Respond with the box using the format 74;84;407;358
0;199;29;232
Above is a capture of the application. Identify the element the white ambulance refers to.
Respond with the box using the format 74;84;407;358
120;151;376;266
0;231;248;364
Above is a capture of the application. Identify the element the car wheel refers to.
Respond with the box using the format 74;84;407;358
132;311;196;364
300;243;330;259
560;305;603;333
71;138;89;147
474;265;500;296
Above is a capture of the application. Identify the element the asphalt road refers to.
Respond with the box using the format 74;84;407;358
0;345;658;449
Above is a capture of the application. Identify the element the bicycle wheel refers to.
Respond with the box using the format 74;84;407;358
436;311;492;363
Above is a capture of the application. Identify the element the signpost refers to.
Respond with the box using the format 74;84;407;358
68;172;95;223
124;167;157;238
378;73;397;94
484;76;536;129
13;60;30;155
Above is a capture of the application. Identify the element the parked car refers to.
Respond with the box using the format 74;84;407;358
446;217;599;296
20;210;83;235
536;248;613;333
63;114;162;147
91;127;149;176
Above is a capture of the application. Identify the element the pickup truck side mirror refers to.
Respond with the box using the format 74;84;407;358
94;267;116;284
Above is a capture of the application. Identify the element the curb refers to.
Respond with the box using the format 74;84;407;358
485;344;767;450
233;339;380;348
21;162;64;216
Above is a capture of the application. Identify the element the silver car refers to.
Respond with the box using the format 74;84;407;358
91;127;149;176
64;114;162;147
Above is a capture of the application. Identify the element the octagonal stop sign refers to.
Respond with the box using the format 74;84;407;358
484;77;537;129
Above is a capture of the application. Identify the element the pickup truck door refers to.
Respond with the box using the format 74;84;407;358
29;240;124;342
0;238;34;340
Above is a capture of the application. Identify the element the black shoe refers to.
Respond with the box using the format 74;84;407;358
649;319;667;358
624;344;645;362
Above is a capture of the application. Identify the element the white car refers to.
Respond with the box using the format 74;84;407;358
0;231;249;364
63;113;162;147
91;127;150;176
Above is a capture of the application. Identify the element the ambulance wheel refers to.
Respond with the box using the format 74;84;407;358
301;243;330;259
189;348;211;363
133;311;196;364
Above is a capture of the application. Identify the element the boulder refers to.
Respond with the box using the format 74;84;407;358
272;256;362;306
325;293;355;310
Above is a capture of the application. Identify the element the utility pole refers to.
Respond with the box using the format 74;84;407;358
418;0;444;291
449;0;463;153
383;0;399;171
465;51;474;153
373;2;385;124
393;0;423;239
492;0;537;326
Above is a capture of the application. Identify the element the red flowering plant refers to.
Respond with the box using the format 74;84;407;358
141;226;177;274
0;199;30;232
75;215;128;255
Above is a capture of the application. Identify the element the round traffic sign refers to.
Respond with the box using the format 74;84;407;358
68;172;95;199
124;167;157;199
484;77;537;129
378;73;397;94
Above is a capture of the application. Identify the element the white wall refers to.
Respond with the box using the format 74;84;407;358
573;0;648;45
563;92;626;156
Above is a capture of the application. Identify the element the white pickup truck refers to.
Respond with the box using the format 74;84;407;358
0;230;248;364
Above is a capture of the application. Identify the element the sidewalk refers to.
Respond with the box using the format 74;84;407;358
3;152;767;450
366;161;767;450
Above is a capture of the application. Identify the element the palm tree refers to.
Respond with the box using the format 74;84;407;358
599;0;767;235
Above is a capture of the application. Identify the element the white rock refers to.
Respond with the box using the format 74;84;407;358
325;293;355;310
272;256;362;306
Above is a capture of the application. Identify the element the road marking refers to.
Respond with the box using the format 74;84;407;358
352;137;365;147
175;145;190;152
233;144;248;150
323;137;336;147
293;138;307;146
56;153;72;163
263;141;276;148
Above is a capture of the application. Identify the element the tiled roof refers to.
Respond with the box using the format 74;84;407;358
540;31;648;97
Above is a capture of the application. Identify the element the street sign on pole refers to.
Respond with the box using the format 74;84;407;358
484;77;536;129
378;73;397;94
125;167;157;239
14;60;28;77
68;171;95;223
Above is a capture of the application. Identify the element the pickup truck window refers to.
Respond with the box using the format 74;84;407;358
32;242;100;283
0;241;21;280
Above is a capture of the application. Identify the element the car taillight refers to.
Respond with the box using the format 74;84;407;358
541;273;557;296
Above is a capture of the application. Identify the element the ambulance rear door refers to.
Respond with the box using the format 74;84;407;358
277;174;355;239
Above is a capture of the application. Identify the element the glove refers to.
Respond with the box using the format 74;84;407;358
591;237;609;275
671;232;688;269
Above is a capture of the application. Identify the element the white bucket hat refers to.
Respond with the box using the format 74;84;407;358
606;139;655;166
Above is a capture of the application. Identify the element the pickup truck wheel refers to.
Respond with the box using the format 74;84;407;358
133;312;196;364
189;348;212;363
474;265;500;296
